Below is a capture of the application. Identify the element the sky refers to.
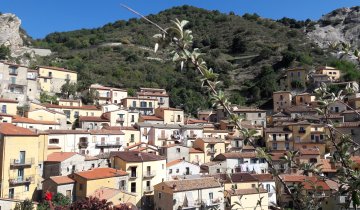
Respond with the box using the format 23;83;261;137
2;0;360;39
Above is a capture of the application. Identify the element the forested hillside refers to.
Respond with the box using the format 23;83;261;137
31;6;336;114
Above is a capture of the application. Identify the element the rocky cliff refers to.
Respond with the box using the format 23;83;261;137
308;6;360;49
0;13;51;65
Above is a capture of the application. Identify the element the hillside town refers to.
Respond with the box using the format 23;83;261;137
0;60;358;210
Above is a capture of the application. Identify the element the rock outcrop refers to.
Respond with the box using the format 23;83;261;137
308;6;360;49
0;13;51;65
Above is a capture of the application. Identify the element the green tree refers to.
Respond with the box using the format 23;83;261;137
61;80;77;99
40;92;58;104
0;45;10;60
81;89;99;105
14;199;33;210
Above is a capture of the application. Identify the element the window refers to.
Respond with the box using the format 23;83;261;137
177;115;181;122
131;115;135;122
44;78;47;83
8;188;14;199
74;111;79;118
116;137;120;145
280;95;283;100
131;183;136;193
25;184;29;192
48;72;52;77
176;168;179;173
66;190;71;198
259;158;266;163
297;71;301;77
250;158;257;164
64;110;71;119
1;105;6;114
130;167;137;178
10;77;16;84
79;184;83;191
252;184;256;188
66;74;70;80
216;169;220;173
311;135;314;140
285;134;289;141
272;142;277;150
140;101;147;108
158;192;162;199
120;180;125;190
149;102;152;107
169;169;172;174
258;113;261;117
176;148;180;153
272;134;276;141
285;142;290;150
132;101;136;107
209;192;213;200
130;134;135;142
266;184;271;192
49;139;59;144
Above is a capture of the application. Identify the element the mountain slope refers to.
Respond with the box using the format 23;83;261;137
31;6;332;113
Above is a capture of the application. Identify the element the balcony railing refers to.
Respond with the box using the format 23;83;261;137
158;135;169;140
78;142;88;148
207;149;217;154
143;186;153;193
129;174;137;179
9;175;34;185
187;134;197;139
298;130;306;134
10;158;34;168
206;198;221;206
143;171;156;178
95;142;122;148
117;118;125;123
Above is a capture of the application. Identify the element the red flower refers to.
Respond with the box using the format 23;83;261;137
45;191;53;201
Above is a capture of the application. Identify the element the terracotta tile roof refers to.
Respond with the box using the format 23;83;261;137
37;65;77;73
47;152;77;162
140;115;163;121
214;152;256;160
156;107;183;111
74;168;127;180
203;130;230;134
84;155;99;161
12;116;59;125
122;97;157;101
229;173;259;183
90;129;124;135
50;176;75;185
232;107;266;112
286;105;317;113
156;177;221;193
196;137;224;143
46;129;89;134
91;187;124;201
342;109;360;114
189;148;203;153
280;175;331;190
110;151;166;162
79;116;109;122
318;159;337;173
269;152;286;161
90;84;126;92
0;98;18;103
252;174;274;182
186;118;208;124
299;148;320;155
272;112;289;117
137;92;169;97
351;156;360;165
265;127;292;133
48;145;62;149
166;159;183;167
226;188;267;195
44;103;100;110
0;123;38;136
335;121;360;128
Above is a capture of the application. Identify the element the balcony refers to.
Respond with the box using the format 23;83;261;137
182;200;202;209
158;135;169;140
206;198;221;206
298;130;306;134
207;149;217;154
143;186;153;193
9;70;18;76
158;101;164;105
95;142;122;148
187;134;197;139
117;117;125;123
10;158;34;168
171;134;180;140
9;175;34;185
129;174;137;179
78;142;88;148
8;84;25;94
143;171;156;178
